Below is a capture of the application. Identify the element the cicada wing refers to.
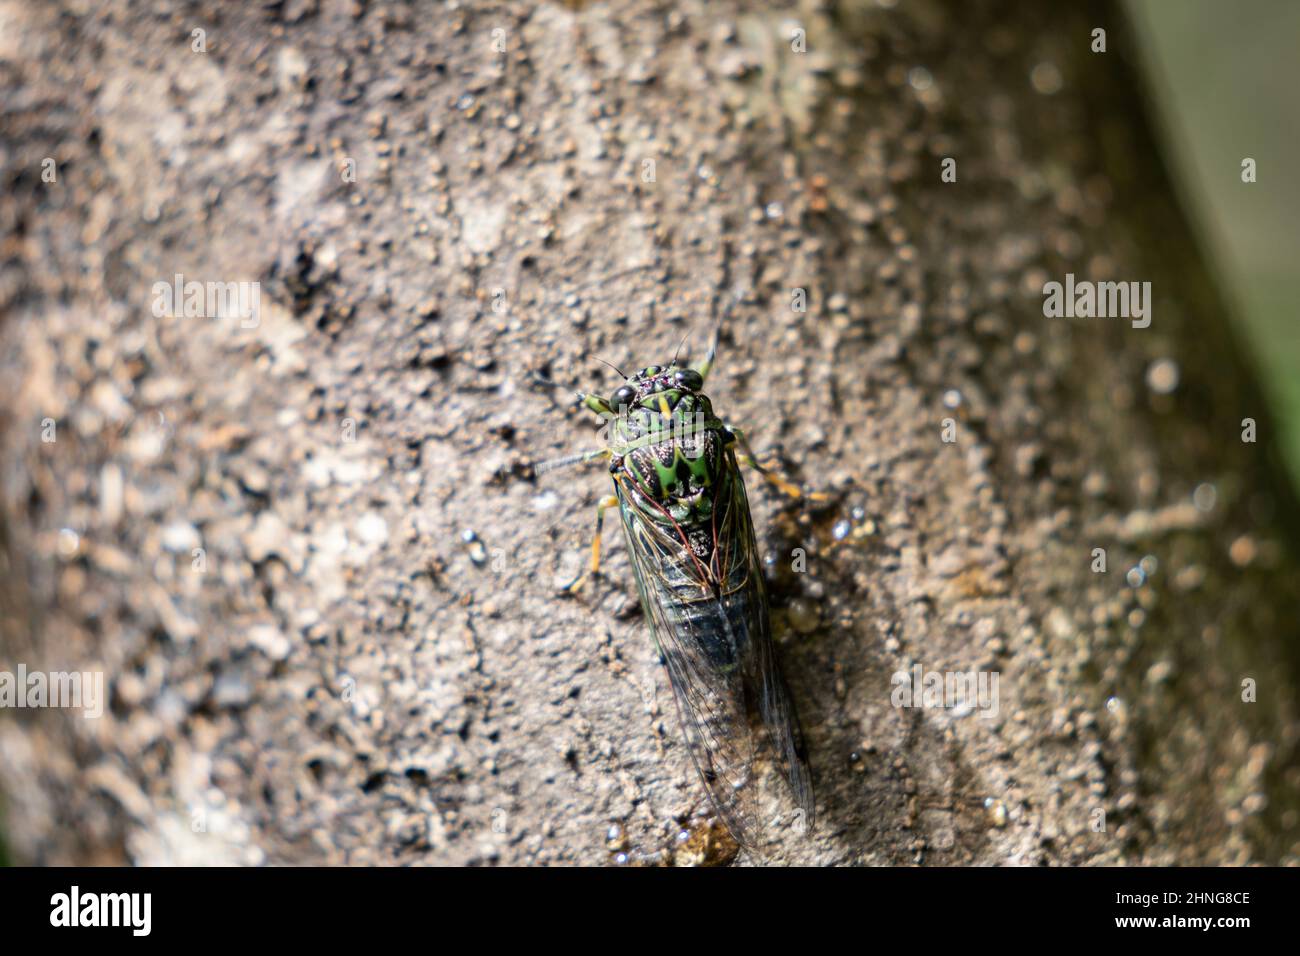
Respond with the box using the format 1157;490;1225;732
616;481;764;849
715;458;816;832
748;602;816;830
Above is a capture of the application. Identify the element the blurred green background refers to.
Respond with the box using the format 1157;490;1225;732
1127;0;1300;485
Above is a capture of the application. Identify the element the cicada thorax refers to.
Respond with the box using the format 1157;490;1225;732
609;391;726;517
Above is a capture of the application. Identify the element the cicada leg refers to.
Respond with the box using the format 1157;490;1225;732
577;392;615;417
561;493;620;594
530;372;615;419
534;446;610;476
727;426;829;502
695;323;722;384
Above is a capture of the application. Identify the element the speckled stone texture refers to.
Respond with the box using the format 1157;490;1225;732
1;0;1297;865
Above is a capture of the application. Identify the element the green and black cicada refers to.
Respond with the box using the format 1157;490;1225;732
540;331;815;848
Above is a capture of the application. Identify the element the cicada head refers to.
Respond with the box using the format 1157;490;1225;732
606;364;701;411
605;364;713;437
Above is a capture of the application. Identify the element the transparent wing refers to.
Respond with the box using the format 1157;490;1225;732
717;465;816;832
616;450;815;845
616;476;763;848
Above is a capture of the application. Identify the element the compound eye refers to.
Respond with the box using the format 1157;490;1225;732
612;385;637;410
673;368;703;391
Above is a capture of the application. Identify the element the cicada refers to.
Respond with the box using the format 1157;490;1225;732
540;332;815;848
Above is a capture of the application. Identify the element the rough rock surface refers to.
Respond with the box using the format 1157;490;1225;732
1;0;1297;865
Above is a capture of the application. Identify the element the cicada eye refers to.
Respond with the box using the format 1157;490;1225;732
673;368;703;391
612;385;637;410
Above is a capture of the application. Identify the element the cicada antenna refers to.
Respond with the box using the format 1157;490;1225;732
594;356;629;379
670;329;691;367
